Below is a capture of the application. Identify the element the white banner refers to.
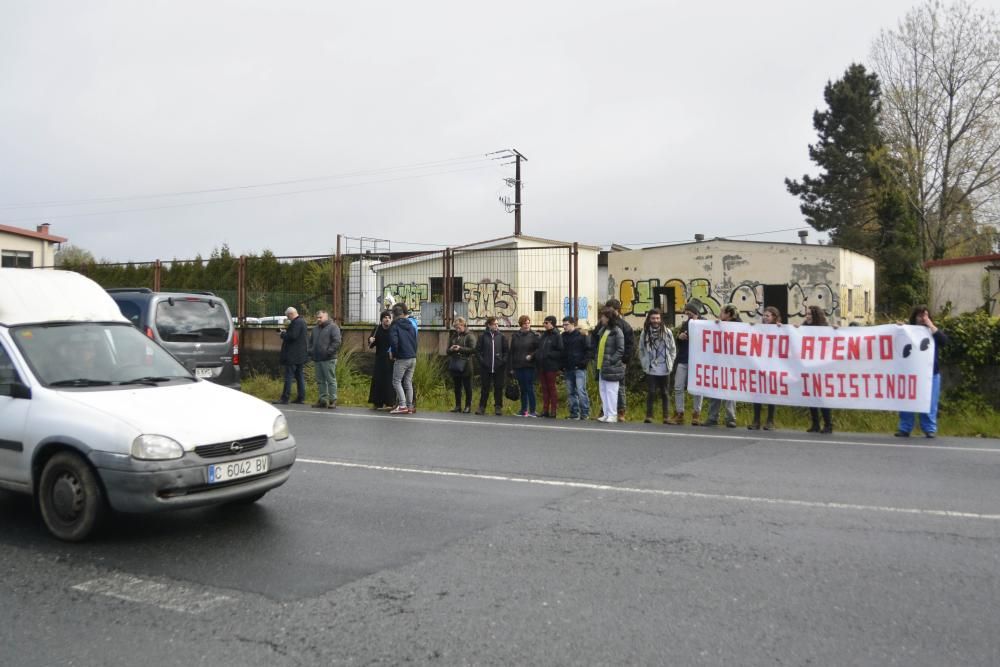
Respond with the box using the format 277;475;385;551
686;321;934;412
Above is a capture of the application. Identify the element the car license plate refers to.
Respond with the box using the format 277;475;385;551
195;367;214;379
207;455;269;484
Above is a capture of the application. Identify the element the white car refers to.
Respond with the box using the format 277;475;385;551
0;269;297;541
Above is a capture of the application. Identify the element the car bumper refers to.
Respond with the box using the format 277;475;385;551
89;437;296;513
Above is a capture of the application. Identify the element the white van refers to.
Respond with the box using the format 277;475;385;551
0;269;297;541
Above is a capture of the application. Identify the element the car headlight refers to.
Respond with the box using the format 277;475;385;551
131;434;184;460
273;415;290;441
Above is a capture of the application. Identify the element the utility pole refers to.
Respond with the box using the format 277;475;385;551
490;148;528;236
512;149;526;236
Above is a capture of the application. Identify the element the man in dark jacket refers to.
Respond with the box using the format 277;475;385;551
560;316;591;420
606;299;634;421
388;304;418;414
536;315;564;417
308;309;342;409
275;306;308;405
475;316;508;416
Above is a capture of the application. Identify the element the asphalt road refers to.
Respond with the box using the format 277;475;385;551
1;408;998;666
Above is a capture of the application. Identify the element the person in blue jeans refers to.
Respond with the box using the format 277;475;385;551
560;316;591;420
896;305;948;439
510;315;540;416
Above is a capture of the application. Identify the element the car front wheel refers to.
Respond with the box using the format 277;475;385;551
38;452;106;542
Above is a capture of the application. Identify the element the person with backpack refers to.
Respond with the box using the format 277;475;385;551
388;304;418;415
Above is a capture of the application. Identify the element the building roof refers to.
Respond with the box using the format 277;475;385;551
615;236;873;259
0;269;127;326
373;234;599;271
0;223;68;244
924;253;1000;269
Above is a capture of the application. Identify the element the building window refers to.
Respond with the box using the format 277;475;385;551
1;250;33;269
534;291;545;311
864;290;870;315
429;276;463;303
848;289;854;314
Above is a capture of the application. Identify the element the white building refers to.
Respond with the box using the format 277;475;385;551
370;235;600;328
608;237;876;327
0;223;66;268
927;254;1000;317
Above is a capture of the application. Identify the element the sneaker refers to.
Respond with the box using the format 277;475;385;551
475;408;485;416
806;425;820;433
597;415;609;422
463;406;472;414
520;411;529;417
450;406;462;413
763;421;775;431
665;413;683;425
408;407;416;414
494;408;502;416
565;414;580;420
527;412;538;418
271;399;289;405
748;423;761;430
389;406;409;414
328;400;337;409
606;415;618;423
821;425;833;434
291;399;305;405
643;417;653;424
924;432;936;439
725;420;737;428
311;401;327;408
893;431;910;437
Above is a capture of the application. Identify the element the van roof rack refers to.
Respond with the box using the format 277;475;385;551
106;288;153;294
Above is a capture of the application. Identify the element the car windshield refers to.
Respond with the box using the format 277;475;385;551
155;299;230;343
10;322;192;387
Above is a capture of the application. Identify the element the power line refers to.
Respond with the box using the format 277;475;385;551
0;153;494;211
0;162;502;225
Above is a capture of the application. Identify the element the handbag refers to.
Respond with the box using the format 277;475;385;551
504;376;520;401
447;355;467;374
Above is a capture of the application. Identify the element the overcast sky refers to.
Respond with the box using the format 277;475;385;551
0;0;923;261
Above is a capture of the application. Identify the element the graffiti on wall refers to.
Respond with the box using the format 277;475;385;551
464;280;517;325
383;283;429;313
562;296;590;320
618;278;841;320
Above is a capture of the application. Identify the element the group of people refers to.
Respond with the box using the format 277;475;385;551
277;298;947;438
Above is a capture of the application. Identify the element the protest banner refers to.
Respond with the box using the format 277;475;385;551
687;320;934;412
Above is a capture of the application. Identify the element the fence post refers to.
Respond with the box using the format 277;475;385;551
572;243;579;321
237;255;246;324
333;235;343;323
443;247;452;330
153;259;161;292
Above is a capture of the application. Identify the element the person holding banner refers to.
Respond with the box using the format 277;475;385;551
803;305;834;434
666;299;704;425
639;308;676;424
595;307;626;423
895;305;948;438
748;306;782;430
703;304;740;428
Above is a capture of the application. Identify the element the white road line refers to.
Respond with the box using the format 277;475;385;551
72;573;233;614
284;408;1000;454
299;457;1000;522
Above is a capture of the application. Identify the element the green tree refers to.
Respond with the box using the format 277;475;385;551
786;64;925;316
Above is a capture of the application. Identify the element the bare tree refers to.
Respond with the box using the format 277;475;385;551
872;0;1000;260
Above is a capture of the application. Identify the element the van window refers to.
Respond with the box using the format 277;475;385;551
155;300;230;343
0;344;21;386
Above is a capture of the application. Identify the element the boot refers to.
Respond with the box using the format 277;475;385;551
665;412;683;425
690;411;701;426
821;422;833;434
450;405;462;413
806;421;820;433
618;409;627;423
328;399;337;410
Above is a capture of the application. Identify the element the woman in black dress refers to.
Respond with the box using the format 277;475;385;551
368;310;396;409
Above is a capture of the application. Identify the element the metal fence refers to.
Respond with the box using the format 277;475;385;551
50;241;583;328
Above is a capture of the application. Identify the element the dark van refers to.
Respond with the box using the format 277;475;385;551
108;289;241;388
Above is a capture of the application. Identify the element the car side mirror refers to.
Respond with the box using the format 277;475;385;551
9;382;31;400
